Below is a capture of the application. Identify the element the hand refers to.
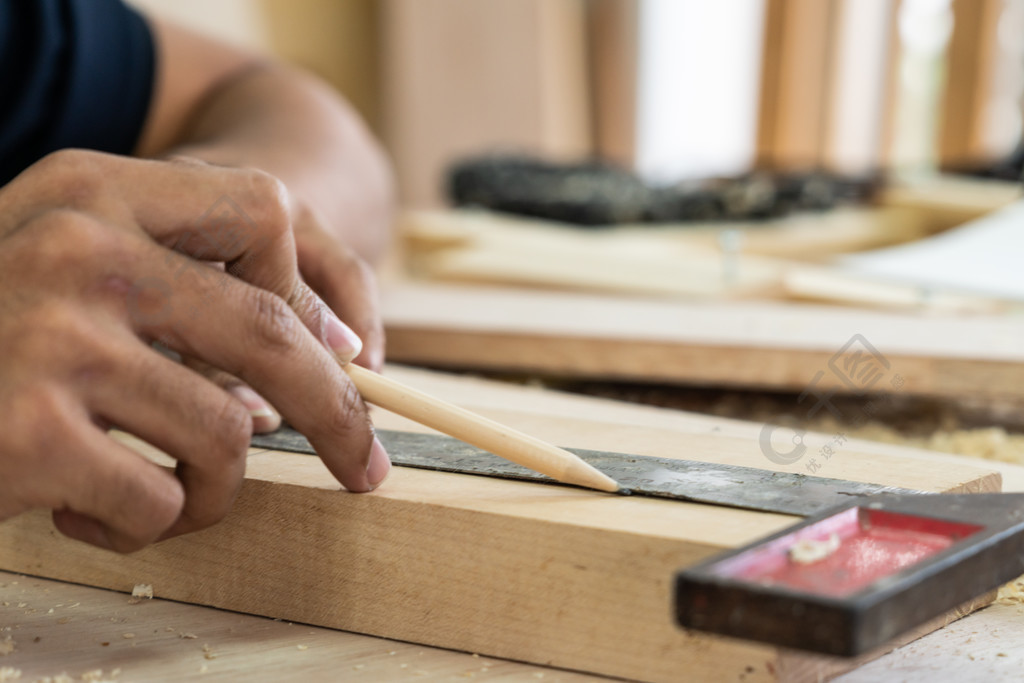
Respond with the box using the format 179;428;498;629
0;149;391;553
165;156;387;433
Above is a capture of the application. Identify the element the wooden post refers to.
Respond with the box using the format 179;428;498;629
587;0;639;168
756;0;840;171
380;0;593;208
939;0;1009;170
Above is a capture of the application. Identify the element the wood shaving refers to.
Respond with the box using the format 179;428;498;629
789;533;841;564
130;584;153;600
199;665;209;675
121;633;135;640
296;645;308;651
179;633;198;640
0;636;15;656
998;576;1024;605
0;667;20;682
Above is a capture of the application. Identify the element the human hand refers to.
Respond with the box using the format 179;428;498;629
0;149;391;552
165;156;387;432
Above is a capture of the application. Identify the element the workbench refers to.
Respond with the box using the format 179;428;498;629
1;366;1021;681
4;567;1023;682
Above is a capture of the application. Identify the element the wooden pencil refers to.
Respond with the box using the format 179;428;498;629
342;363;621;493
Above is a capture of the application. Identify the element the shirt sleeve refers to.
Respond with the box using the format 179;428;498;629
0;0;156;186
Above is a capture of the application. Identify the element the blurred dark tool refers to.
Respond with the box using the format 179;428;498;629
676;492;1024;656
447;154;880;226
952;143;1024;182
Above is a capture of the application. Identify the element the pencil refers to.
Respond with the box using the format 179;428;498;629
342;363;622;493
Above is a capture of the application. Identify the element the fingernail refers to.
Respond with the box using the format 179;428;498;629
323;310;363;363
366;437;391;490
229;385;276;420
367;347;386;374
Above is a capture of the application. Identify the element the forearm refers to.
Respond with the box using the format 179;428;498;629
166;64;394;262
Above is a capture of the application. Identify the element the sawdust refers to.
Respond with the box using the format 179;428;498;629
0;637;14;656
812;417;1024;465
130;584;153;601
0;668;20;682
789;533;841;564
997;576;1024;606
553;379;1024;464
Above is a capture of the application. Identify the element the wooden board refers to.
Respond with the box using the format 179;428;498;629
381;281;1024;401
0;366;999;683
401;205;950;265
402;209;789;299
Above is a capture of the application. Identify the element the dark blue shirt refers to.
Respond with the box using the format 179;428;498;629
0;0;154;186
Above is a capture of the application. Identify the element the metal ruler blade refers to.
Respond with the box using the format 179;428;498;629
251;428;922;517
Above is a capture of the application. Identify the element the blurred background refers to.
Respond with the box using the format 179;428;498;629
125;0;1024;469
129;0;1024;207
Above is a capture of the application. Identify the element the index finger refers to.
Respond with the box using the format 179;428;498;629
123;237;387;493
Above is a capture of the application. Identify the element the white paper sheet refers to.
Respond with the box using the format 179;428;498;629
841;199;1024;301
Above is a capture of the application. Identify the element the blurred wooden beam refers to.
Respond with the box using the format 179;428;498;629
381;0;592;208
756;0;839;171
588;0;638;168
939;0;1005;169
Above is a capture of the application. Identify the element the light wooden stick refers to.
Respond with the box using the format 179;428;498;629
343;364;621;493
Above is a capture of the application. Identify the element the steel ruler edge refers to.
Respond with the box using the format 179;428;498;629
250;427;923;517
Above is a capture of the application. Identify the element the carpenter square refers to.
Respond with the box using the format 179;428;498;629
251;427;918;517
675;492;1024;656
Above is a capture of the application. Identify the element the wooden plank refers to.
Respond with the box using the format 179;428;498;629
380;0;592;208
381;281;1024;400
401;210;789;299
402;206;943;264
0;366;999;683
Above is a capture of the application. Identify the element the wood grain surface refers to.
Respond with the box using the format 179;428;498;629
382;281;1024;400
